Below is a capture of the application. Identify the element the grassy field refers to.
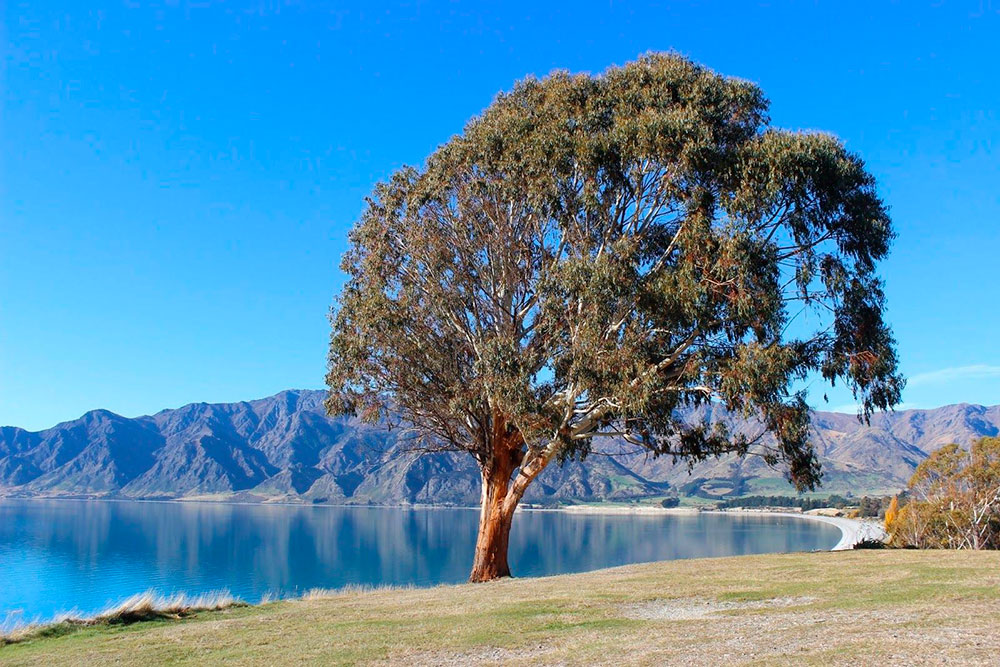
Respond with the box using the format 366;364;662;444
2;550;999;666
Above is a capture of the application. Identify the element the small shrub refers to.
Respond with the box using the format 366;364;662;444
852;538;886;550
660;497;680;508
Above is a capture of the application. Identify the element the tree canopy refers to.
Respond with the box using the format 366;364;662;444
327;53;903;580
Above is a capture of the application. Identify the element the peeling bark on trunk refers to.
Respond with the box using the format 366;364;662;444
469;473;515;582
468;425;526;582
467;414;558;582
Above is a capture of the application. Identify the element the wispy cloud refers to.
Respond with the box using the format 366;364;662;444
908;365;1000;388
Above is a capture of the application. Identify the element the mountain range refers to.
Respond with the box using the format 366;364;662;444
2;390;998;504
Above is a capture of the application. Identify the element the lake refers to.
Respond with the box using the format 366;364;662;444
0;499;839;625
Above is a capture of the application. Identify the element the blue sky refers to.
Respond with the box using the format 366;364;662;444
2;1;998;431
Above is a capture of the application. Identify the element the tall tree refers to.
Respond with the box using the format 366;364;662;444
326;54;903;581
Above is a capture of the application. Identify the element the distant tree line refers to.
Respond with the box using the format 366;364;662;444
887;437;1000;550
718;494;894;518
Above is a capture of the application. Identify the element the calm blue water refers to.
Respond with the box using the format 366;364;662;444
0;499;839;624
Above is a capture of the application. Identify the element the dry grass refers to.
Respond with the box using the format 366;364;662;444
2;550;999;665
1;591;244;646
300;583;409;601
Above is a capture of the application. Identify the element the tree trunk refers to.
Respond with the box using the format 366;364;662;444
469;494;514;581
469;453;518;582
467;418;556;582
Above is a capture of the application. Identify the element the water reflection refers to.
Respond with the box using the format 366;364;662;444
0;499;838;623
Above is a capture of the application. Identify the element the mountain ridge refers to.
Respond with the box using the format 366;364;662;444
2;390;998;504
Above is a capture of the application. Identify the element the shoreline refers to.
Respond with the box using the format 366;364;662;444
524;503;883;550
710;510;887;550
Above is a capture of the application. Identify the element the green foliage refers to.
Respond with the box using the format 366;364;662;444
660;497;681;508
717;494;892;516
327;52;902;520
857;495;895;518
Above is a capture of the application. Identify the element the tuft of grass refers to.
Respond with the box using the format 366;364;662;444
301;583;410;600
0;591;245;646
95;591;242;624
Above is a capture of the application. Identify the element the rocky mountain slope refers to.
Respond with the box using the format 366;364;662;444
1;390;997;504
